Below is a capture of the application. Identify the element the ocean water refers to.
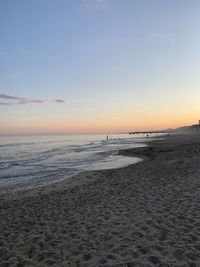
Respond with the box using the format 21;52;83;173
0;133;159;192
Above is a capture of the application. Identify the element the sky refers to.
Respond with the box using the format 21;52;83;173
0;0;200;135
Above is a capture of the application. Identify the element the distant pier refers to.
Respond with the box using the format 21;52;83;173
129;130;171;135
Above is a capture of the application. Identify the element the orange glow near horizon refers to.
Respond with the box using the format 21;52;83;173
1;112;199;135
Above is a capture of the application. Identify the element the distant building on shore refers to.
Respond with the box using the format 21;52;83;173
129;121;200;135
175;121;200;133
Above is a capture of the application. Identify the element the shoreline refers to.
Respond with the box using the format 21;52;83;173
1;133;200;266
0;136;150;195
0;136;151;196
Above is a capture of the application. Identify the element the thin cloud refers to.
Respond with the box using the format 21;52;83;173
0;102;13;105
54;99;65;103
0;94;65;105
0;94;20;100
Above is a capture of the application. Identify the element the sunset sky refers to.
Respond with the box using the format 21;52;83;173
1;0;200;135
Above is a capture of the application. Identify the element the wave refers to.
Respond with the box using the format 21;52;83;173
0;138;73;148
0;134;151;192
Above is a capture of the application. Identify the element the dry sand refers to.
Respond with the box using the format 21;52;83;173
1;133;200;266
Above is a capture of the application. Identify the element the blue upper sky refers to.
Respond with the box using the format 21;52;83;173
1;0;200;134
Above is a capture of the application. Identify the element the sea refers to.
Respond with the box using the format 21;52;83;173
0;133;162;193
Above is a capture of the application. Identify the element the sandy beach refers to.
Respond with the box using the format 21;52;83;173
1;133;200;266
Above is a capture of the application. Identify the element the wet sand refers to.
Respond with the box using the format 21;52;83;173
1;133;200;266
